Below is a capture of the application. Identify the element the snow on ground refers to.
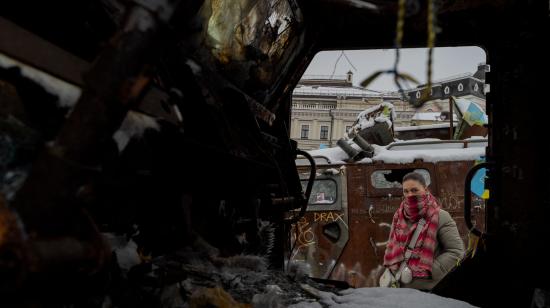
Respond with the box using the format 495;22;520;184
289;287;478;308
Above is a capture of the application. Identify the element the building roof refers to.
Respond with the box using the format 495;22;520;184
473;63;488;81
293;84;398;98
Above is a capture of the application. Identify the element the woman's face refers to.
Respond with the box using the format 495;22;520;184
402;179;427;198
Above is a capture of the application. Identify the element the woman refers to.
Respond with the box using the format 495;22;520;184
381;172;464;290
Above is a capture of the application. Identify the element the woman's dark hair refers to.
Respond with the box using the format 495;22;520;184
402;172;427;187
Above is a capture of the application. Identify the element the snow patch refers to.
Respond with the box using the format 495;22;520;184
373;147;485;164
102;233;141;272
113;111;160;153
307;141;373;164
387;140;487;151
303;139;486;165
0;53;81;107
351;102;396;134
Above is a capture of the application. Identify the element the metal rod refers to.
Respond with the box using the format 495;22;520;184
286;149;316;224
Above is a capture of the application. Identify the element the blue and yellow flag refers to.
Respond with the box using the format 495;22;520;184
463;103;487;126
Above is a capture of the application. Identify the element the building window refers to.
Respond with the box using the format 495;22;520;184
301;125;309;139
320;126;329;140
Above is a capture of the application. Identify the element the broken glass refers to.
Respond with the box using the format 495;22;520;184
371;169;431;189
301;178;337;205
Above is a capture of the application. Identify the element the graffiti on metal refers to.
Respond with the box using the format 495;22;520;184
291;216;316;260
313;212;343;222
437;189;464;212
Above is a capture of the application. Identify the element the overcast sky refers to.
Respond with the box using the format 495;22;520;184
303;47;486;92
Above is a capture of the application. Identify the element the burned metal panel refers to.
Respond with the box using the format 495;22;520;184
290;165;349;280
461;124;488;139
329;164;383;287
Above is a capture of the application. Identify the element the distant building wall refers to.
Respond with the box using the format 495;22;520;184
291;65;487;150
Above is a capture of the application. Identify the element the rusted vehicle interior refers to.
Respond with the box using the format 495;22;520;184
0;0;547;307
292;138;487;288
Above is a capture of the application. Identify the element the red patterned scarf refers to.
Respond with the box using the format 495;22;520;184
383;193;441;278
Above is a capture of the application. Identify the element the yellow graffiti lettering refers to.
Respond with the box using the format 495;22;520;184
313;212;346;223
